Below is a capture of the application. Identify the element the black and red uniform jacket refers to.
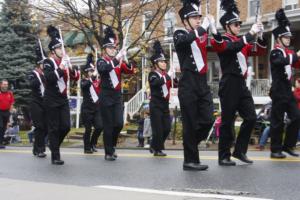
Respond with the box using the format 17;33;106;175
148;70;172;107
28;69;46;105
211;32;267;78
269;44;300;100
43;58;80;107
97;56;134;106
81;78;101;112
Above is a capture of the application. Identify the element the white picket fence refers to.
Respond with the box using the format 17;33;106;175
123;88;146;124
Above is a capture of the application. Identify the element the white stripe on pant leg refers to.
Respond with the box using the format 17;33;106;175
94;185;272;200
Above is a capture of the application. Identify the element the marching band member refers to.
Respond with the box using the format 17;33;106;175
43;25;80;165
211;0;267;166
148;40;171;157
29;42;47;157
81;53;103;154
97;26;135;161
174;0;222;171
269;9;300;158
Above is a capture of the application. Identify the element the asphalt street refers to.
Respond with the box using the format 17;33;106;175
0;147;299;200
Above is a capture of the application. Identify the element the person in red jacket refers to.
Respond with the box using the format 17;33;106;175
294;79;300;110
0;80;14;149
294;79;300;145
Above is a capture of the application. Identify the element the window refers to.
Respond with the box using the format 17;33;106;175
143;11;153;38
284;0;298;10
164;9;176;38
249;0;260;18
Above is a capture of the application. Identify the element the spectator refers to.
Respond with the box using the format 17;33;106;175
294;79;300;146
136;112;145;147
0;80;14;149
5;107;21;143
27;126;35;144
256;102;272;150
143;111;152;148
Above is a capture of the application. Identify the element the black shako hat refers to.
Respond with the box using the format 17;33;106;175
179;0;202;22
273;8;292;39
150;40;167;65
47;25;62;51
219;0;242;29
102;26;117;48
35;41;47;65
83;53;95;72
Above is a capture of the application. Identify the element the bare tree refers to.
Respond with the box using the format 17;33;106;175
32;0;180;59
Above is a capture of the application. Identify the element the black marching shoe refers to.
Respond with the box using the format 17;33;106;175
149;147;154;154
154;151;167;157
270;152;286;159
52;159;64;165
113;152;118;159
37;152;47;158
84;149;93;154
232;152;253;164
183;162;209;171
105;154;116;161
282;147;299;157
91;145;98;152
32;149;38;156
51;153;64;165
218;158;236;166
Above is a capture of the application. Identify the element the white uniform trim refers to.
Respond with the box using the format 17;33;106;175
155;71;168;98
237;52;248;76
89;78;99;103
109;60;119;88
276;47;292;80
33;70;45;97
49;58;66;93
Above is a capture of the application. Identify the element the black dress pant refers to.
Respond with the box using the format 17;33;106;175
81;107;103;150
46;103;70;159
218;75;257;160
100;102;123;155
178;72;214;164
0;110;10;145
269;96;300;153
150;101;171;151
30;101;47;153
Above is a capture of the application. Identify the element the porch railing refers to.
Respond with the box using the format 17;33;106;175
123;88;146;124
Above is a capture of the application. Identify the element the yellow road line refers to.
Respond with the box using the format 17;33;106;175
1;149;300;162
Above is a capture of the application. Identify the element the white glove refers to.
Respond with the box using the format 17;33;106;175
258;22;264;39
207;15;217;35
258;31;263;40
61;55;72;69
296;50;300;58
201;16;210;31
250;23;263;35
115;48;126;61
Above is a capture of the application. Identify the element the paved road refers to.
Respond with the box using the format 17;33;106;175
0;147;299;200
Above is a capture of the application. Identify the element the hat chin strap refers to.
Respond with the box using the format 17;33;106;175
186;17;194;32
53;49;62;59
279;37;289;48
227;25;236;36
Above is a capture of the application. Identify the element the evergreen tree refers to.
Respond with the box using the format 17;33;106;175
0;0;36;108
